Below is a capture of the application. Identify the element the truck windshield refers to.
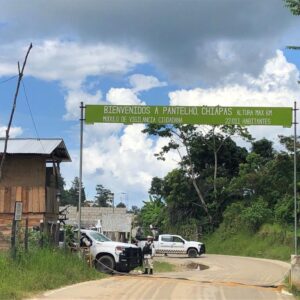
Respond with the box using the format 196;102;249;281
88;231;111;242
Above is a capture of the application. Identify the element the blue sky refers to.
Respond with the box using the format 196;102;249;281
1;0;300;207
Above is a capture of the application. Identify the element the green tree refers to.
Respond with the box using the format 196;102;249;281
252;138;274;160
58;174;72;206
201;125;251;196
95;184;113;207
284;0;300;15
274;195;294;225
68;177;86;207
143;124;250;223
241;197;272;232
116;202;126;208
137;196;166;234
129;205;140;214
143;124;211;220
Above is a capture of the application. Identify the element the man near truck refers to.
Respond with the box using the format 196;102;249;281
142;235;155;275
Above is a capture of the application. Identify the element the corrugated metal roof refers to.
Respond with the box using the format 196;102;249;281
0;138;71;162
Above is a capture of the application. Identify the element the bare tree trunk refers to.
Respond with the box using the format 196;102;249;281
212;127;217;197
214;149;218;197
177;131;212;223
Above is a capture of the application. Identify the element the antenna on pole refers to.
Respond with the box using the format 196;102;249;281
0;43;33;181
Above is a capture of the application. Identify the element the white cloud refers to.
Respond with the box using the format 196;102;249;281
0;40;147;120
64;89;103;120
169;50;300;145
0;0;298;84
169;51;299;108
61;124;177;206
129;74;167;92
0;40;147;90
106;88;144;105
0;126;23;138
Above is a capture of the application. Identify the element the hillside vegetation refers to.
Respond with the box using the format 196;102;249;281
205;223;293;261
136;125;298;260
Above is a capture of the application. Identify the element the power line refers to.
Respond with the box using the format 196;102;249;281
21;80;46;153
0;75;18;85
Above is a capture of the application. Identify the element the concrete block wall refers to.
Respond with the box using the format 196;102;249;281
60;206;132;233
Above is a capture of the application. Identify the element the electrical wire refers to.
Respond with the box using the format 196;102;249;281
0;75;18;85
21;80;46;153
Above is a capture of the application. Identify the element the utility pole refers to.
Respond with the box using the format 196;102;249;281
0;43;33;181
78;102;84;243
294;101;298;255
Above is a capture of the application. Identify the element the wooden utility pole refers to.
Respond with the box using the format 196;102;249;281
0;43;33;181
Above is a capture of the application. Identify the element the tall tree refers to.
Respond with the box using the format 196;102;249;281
251;138;274;160
190;125;251;196
143;124;211;220
95;184;113;207
68;177;86;207
143;124;251;221
137;196;166;234
58;174;72;206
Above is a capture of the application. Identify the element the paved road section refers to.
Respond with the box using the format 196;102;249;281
155;254;291;286
31;254;295;300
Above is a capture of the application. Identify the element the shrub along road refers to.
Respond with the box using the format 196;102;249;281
30;254;294;300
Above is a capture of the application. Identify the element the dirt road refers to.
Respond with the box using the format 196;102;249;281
31;254;295;300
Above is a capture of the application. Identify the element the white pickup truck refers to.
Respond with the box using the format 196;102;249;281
80;229;142;273
138;234;205;258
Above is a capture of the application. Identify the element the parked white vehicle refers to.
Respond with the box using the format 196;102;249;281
80;229;142;273
138;234;205;258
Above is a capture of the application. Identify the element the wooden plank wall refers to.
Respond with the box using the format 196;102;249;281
0;186;46;213
46;187;58;214
0;213;45;247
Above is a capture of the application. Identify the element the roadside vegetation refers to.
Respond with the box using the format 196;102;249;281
0;248;105;300
132;124;299;262
205;224;293;261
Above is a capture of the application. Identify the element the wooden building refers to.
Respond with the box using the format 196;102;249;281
0;138;71;247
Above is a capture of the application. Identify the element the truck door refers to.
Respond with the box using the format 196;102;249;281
158;235;173;253
172;236;185;253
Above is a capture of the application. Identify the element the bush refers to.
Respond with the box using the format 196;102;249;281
258;223;293;247
222;201;245;234
274;195;294;225
241;197;272;232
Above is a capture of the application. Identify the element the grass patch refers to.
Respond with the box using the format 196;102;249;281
0;248;105;300
153;260;176;272
205;223;293;261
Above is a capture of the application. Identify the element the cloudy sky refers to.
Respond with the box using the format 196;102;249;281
1;0;300;207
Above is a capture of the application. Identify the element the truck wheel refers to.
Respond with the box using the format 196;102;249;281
187;248;198;258
95;255;115;274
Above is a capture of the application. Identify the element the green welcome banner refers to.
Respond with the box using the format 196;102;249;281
85;105;293;127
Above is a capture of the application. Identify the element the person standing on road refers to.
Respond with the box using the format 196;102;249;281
143;235;155;275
